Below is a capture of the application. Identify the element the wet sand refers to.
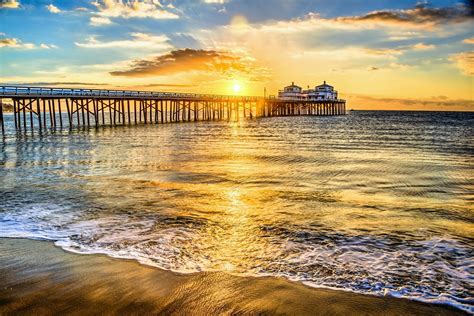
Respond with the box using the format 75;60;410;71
0;238;466;315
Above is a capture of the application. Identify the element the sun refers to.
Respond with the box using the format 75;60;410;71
233;82;241;93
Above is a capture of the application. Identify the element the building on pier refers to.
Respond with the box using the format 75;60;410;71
278;81;339;101
278;82;305;100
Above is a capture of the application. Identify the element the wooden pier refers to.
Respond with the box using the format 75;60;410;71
0;86;346;134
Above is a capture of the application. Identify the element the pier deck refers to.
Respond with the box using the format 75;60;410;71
0;86;346;134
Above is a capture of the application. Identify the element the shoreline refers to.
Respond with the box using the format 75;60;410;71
0;238;467;315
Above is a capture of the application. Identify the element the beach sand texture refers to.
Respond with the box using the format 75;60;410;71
0;238;466;315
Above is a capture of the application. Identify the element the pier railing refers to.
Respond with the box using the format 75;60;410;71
0;85;260;101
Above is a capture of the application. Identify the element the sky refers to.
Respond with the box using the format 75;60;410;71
0;0;473;110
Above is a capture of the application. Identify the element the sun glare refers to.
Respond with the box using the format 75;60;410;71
233;83;241;93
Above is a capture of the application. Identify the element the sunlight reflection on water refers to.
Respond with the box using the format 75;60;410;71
0;111;473;312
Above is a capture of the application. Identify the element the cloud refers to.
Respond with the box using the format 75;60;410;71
349;94;474;109
90;16;112;25
0;0;20;9
463;37;474;44
449;51;474;75
0;38;32;49
0;37;56;50
364;48;404;57
203;0;229;3
110;48;269;80
388;62;412;70
90;0;178;26
363;43;434;57
337;3;471;29
412;42;435;50
75;33;171;50
46;4;61;13
251;4;471;35
139;83;195;87
366;62;413;72
39;43;58;49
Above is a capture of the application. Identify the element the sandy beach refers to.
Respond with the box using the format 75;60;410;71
0;238;466;315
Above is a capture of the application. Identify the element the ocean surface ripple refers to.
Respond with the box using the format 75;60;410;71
0;111;473;313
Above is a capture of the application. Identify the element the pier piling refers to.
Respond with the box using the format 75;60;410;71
0;99;4;135
0;85;346;133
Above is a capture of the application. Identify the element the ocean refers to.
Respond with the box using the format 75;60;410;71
0;111;472;312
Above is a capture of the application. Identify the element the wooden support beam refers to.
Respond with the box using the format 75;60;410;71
113;100;117;125
29;99;34;131
86;99;91;127
187;101;191;122
76;100;81;126
48;99;54;128
108;100;113;126
13;99;18;130
58;99;63;128
64;98;70;128
42;99;47;127
160;100;164;123
149;100;153;124
122;99;126;125
93;99;98;127
81;99;86;126
127;99;131;125
194;101;198;121
22;99;27;131
101;100;105;125
169;100;173;122
36;98;42;130
134;99;137;124
0;98;4;135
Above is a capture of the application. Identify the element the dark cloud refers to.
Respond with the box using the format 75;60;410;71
0;38;16;46
110;48;256;78
338;3;472;27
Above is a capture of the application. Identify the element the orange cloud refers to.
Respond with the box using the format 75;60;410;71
449;51;474;76
463;38;474;44
110;48;270;81
412;43;435;50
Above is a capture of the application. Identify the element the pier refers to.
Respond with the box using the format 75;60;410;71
0;85;346;134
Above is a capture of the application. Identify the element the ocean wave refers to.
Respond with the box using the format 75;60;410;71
0;203;472;313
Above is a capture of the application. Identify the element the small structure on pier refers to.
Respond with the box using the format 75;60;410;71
271;80;345;117
278;81;339;101
278;82;305;100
